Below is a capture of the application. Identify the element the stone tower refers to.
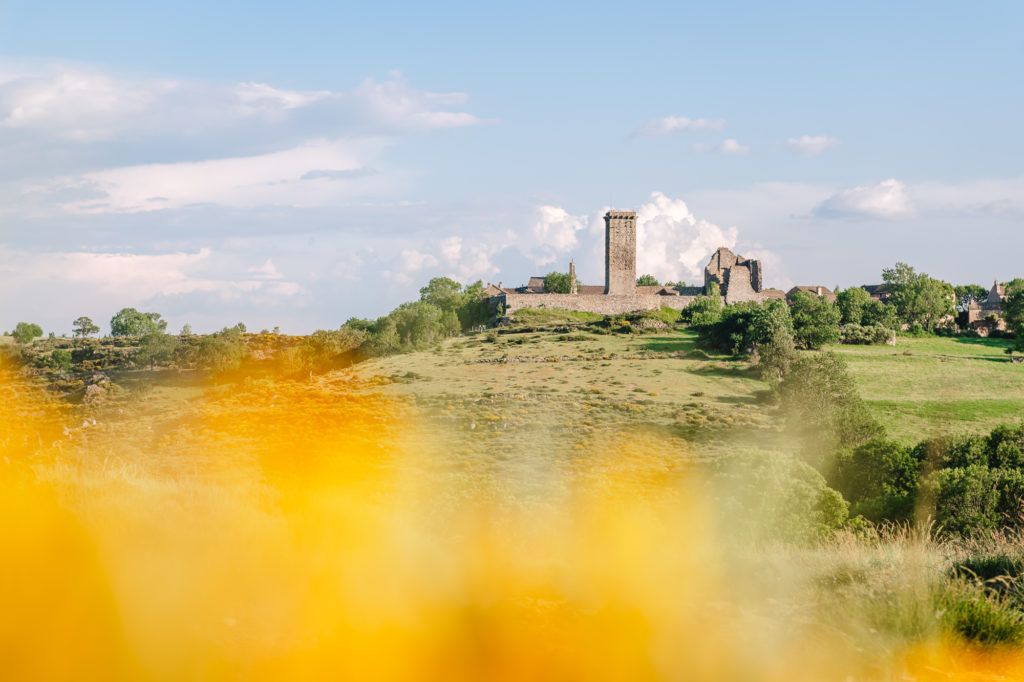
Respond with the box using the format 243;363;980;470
569;260;578;295
604;210;637;295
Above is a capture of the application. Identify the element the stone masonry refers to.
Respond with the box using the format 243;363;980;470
605;211;637;295
488;209;784;316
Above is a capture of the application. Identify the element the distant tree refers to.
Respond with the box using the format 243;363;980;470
12;322;43;344
110;308;167;337
180;323;193;336
233;322;247;333
663;280;688;287
861;299;900;330
790;292;841;349
543;271;571;294
72;316;100;338
135;332;180;369
636;274;660;286
419;277;464;311
288;328;367;374
954;284;988;311
748;299;795;383
881;263;954;331
836;287;871;325
1003;279;1024;355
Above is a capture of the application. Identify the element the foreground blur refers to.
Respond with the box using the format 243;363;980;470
2;366;1024;681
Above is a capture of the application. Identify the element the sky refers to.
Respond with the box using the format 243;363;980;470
1;0;1022;334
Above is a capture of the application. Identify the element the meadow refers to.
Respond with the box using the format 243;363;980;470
5;324;1024;680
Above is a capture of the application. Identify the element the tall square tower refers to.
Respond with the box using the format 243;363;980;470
604;210;637;295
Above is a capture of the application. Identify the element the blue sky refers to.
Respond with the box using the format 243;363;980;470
1;1;1022;333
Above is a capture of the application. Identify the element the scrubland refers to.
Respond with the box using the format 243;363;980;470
4;324;1024;680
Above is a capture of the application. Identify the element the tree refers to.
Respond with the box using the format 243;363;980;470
860;299;899;329
636;274;660;286
72;316;100;338
50;349;72;372
954;284;988;311
12;322;43;344
110;308;167;337
836;287;871;325
1003;279;1024;355
682;281;722;327
180;323;193;336
543;271;571;294
748;299;795;383
135;332;179;369
790;291;841;349
193;327;246;373
419;277;464;311
881;263;955;331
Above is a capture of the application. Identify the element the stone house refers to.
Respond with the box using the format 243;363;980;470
967;281;1008;333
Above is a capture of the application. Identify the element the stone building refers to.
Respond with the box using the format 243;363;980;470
967;281;1007;332
786;285;837;304
488;210;783;316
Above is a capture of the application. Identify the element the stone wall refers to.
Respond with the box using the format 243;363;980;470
499;292;704;316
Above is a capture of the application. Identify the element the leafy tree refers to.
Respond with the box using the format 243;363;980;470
682;281;722;327
233;322;247;333
881;262;955;331
836;287;871;325
831;439;919;521
12;322;43;344
750;300;795;383
110;308;167;337
636;274;660;286
290;328;367;374
954;284;988;311
543;271;571;294
419;277;464;311
790;291;841;349
663;280;688;287
135;332;179;369
1002;279;1024;355
72;316;100;338
776;352;884;463
180;323;193;336
860;299;899;329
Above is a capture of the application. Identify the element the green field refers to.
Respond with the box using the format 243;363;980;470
349;327;1024;452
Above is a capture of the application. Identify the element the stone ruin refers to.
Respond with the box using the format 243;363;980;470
487;210;785;316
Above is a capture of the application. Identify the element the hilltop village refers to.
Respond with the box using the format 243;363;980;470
485;210;1010;333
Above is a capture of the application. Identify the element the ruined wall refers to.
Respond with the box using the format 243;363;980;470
604;211;637;295
500;293;704;316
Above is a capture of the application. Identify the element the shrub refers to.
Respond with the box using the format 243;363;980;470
110;308;167;337
710;450;849;543
831;438;919;522
50;349;72;372
926;466;1002;537
937;580;1024;645
776;352;884;460
839;324;893;345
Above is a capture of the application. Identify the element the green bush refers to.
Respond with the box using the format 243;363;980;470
927;466;1002;537
12;322;43;344
831;439;919;522
50;348;72;372
790;291;841;349
839;323;893;345
710;450;848;544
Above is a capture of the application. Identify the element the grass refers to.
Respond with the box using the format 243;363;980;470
507;307;604;325
830;335;1024;441
8;326;1024;677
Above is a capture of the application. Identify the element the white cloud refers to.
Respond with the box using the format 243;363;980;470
635;191;741;284
692;138;750;155
248;258;284;279
634;115;726;137
49;138;390;213
1;248;302;302
814;178;912;218
0;63;487;145
785;134;840;157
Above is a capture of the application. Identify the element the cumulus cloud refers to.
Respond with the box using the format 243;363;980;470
635;191;741;284
692;138;750;155
785;135;840;157
814;178;912;218
633;116;726;137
